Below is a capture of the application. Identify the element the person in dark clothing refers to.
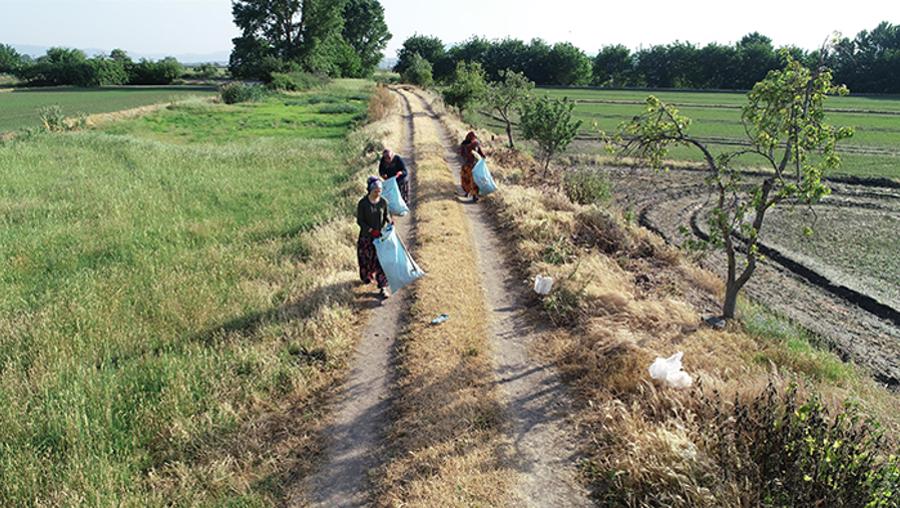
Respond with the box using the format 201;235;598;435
357;176;393;299
460;131;486;202
379;149;410;204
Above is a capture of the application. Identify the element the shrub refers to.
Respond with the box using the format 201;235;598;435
37;106;86;132
129;57;183;85
193;63;219;79
219;82;266;104
88;57;129;86
401;53;433;87
694;383;899;507
38;105;66;132
267;71;330;92
563;167;611;206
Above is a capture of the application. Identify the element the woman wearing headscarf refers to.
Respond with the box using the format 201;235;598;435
379;148;410;204
356;176;392;299
459;131;486;202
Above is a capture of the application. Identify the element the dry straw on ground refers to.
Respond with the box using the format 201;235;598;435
374;90;513;507
439;102;899;505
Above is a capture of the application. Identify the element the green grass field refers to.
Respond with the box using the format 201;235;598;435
475;88;900;179
0;86;218;132
0;80;372;505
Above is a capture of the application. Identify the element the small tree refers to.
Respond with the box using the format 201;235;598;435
401;52;433;87
612;54;852;319
519;96;582;174
486;69;534;148
442;61;487;116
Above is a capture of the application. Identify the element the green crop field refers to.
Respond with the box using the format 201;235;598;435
0;86;218;132
475;88;900;180
0;80;371;505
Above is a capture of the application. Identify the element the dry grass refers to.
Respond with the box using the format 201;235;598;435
137;97;406;504
368;85;398;123
374;90;513;507
457;114;900;505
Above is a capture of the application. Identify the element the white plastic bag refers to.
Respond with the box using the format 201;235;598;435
648;351;693;389
533;275;554;295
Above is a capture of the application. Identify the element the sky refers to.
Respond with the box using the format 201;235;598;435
1;0;897;61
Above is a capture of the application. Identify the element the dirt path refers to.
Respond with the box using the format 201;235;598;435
295;93;417;507
402;89;591;507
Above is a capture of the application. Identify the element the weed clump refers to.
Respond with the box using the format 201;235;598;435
219;82;266;104
563;167;611;206
267;71;330;92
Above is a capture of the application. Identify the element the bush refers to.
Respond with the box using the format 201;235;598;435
563;167;611;206
38;106;86;132
192;63;219;79
219;82;266;104
88;57;129;86
267;71;330;92
401;53;433;87
129;57;183;85
695;383;899;507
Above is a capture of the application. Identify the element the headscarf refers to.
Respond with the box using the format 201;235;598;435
367;175;383;193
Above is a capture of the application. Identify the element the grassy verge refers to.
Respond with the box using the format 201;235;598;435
0;80;399;505
454;112;899;505
374;90;512;506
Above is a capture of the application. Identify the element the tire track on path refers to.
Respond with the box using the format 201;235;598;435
293;91;417;507
403;88;591;507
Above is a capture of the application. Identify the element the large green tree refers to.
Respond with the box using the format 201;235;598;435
613;54;852;318
229;0;351;79
393;35;445;76
341;0;391;76
592;45;632;87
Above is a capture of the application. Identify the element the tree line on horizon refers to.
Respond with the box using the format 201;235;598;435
394;21;900;93
0;46;195;87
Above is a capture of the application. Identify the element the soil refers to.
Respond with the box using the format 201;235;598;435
294;92;418;507
592;164;900;387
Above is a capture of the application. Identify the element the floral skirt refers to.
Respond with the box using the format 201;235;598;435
460;162;478;196
357;234;388;288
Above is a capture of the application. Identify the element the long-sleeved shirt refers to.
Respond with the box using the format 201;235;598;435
379;155;408;182
460;140;485;165
356;196;390;237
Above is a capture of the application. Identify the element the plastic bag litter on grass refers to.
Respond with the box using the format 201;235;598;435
648;351;693;389
382;175;409;216
375;224;424;294
472;159;498;196
533;275;554;295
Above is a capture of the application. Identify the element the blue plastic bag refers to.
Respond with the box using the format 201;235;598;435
472;159;497;195
382;176;409;216
374;225;424;293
